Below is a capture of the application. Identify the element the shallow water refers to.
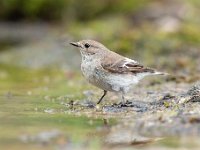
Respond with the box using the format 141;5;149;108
0;93;112;149
0;65;103;149
0;64;200;150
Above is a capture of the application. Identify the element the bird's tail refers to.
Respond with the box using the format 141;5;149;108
154;71;169;76
146;67;169;76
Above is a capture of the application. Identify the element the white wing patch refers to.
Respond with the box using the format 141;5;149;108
122;58;138;68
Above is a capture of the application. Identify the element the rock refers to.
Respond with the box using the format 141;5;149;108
187;83;200;103
181;82;200;103
79;100;95;108
187;82;200;96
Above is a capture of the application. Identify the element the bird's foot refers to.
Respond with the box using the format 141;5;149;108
118;100;131;107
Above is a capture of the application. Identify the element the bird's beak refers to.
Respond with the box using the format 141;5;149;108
70;42;81;47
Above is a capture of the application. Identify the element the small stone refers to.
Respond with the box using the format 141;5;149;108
80;100;95;108
95;104;101;110
178;96;190;104
189;117;200;124
162;93;175;101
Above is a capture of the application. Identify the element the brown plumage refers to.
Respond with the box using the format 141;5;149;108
70;39;168;104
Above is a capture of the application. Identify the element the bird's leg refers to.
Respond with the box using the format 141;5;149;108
121;92;126;105
97;90;107;104
120;87;129;106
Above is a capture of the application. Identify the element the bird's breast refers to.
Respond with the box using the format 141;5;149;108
81;58;98;80
81;58;112;90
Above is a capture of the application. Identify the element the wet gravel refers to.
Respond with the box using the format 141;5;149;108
61;81;200;147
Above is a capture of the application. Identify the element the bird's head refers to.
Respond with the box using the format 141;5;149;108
70;40;107;56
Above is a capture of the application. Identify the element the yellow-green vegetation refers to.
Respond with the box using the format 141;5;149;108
0;0;148;21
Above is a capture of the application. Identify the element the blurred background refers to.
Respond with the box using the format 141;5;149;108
0;0;199;75
0;0;200;149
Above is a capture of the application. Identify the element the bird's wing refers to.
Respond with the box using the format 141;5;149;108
101;58;155;74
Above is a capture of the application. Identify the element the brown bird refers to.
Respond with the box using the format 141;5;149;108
70;40;167;104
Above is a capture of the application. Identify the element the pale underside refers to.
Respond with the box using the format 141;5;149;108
81;52;156;94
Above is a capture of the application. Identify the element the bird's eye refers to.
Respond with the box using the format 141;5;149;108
84;43;90;48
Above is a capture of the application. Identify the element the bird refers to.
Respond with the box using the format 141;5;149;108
70;40;167;105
